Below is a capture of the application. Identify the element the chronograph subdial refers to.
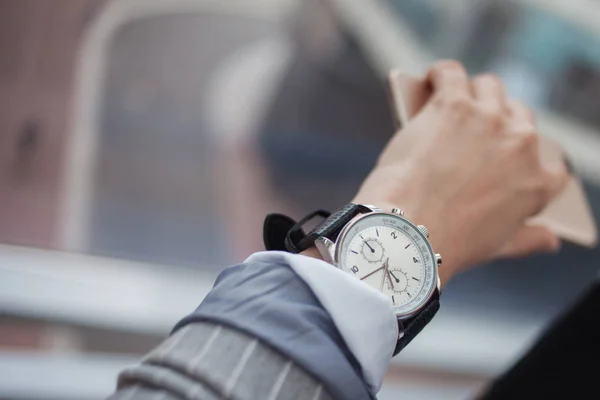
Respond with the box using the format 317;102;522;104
385;268;409;294
360;238;385;263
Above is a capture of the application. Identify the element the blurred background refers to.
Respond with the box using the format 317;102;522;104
1;0;600;399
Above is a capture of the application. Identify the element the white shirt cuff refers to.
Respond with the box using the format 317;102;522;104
245;251;398;394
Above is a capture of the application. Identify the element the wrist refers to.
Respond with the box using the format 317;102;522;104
300;247;325;262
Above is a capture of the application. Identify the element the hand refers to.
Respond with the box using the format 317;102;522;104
353;60;569;285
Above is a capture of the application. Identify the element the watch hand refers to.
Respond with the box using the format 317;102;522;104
389;270;400;283
360;266;384;281
364;241;375;253
379;258;390;290
383;258;394;290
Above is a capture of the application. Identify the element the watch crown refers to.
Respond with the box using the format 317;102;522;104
417;225;429;238
435;253;442;267
391;208;405;216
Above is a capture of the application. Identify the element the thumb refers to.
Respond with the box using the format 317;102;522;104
496;225;561;259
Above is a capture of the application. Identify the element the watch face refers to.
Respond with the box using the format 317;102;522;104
336;212;437;316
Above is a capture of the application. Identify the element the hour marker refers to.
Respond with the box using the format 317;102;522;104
412;277;420;282
405;243;411;249
376;229;379;237
359;234;364;240
392;295;395;304
413;257;419;263
407;292;412;298
351;250;358;254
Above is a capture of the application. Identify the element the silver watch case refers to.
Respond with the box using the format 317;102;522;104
314;205;442;319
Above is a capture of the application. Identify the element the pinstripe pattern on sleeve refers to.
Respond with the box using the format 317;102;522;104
111;321;333;400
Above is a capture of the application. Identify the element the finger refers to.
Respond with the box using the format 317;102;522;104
541;160;571;202
472;74;506;114
427;60;471;97
496;225;561;259
506;98;569;202
507;99;536;126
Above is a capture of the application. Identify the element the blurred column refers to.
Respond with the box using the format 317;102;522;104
0;0;107;248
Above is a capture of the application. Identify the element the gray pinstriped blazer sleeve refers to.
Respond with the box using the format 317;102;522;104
108;321;332;400
105;257;381;400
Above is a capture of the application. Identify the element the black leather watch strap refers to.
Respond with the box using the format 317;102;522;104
263;204;372;253
294;203;372;253
263;210;331;252
393;291;440;355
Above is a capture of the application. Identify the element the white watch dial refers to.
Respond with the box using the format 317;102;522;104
336;213;437;316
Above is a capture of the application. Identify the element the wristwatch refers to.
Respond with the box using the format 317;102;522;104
265;203;442;355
